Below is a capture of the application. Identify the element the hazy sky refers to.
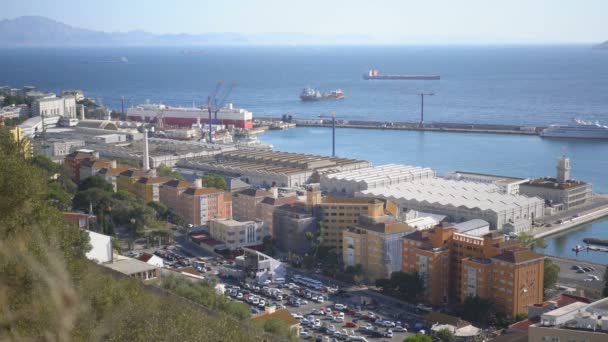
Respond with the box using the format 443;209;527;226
4;0;608;43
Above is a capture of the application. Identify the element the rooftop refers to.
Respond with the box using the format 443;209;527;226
491;248;544;264
183;187;224;196
163;179;193;188
137;176;171;185
105;254;158;275
525;177;588;190
323;163;435;183
360;177;544;214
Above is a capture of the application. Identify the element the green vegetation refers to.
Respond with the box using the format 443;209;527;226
157;164;185;180
375;271;424;303
2;94;31;107
202;172;227;190
436;328;456;342
404;333;432;342
460;295;496;327
0;129;280;341
543;258;560;296
1;116;27;126
517;232;547;251
254;319;297;342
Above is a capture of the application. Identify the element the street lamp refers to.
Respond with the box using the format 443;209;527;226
417;92;434;127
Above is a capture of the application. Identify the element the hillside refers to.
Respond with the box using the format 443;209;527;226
0;16;373;46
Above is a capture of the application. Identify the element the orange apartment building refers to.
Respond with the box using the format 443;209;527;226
79;158;115;181
402;225;544;317
98;166;131;191
256;195;298;237
179;187;232;225
116;169;147;195
232;188;272;221
318;197;398;253
64;150;98;183
343;214;414;283
159;179;193;213
132;176;171;202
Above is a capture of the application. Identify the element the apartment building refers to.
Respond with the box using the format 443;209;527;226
98;166;131;191
79;158;115;181
116;169;147;195
132;176;171;202
402;225;544;317
64;149;99;183
273;203;317;255
159;179;193;214
232;188;272;221
343;214;414;283
209;219;265;250
317;197;398;253
256;195;298;237
179;187;232;225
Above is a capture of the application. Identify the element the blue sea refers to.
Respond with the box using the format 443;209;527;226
1;45;607;263
1;45;607;125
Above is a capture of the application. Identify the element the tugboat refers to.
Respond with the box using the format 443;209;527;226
300;88;345;101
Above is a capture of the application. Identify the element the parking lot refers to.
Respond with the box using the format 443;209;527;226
548;256;604;297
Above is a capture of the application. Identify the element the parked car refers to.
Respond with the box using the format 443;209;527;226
393;326;407;332
345;321;358;328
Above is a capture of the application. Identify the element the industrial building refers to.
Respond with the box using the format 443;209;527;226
520;156;593;211
32;96;77;119
358;177;545;230
528;297;608;342
321;164;436;196
444;171;529;195
177;150;370;188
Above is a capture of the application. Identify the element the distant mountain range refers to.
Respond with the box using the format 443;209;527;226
0;16;374;47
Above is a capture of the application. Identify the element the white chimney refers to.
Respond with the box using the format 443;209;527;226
194;178;203;188
270;186;278;199
79;105;85;120
143;129;150;172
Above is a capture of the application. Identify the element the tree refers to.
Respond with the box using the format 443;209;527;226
157;164;185;180
201;173;227;190
461;295;496;327
517;232;547;251
404;333;432;342
78;175;114;192
543;258;560;295
602;265;608;298
375;271;424;303
436;328;455;342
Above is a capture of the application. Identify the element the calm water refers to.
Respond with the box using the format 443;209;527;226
259;127;608;264
1;46;608;125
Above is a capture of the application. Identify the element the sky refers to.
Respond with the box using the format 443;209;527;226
4;0;608;44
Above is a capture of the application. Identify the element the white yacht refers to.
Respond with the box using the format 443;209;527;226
540;119;608;139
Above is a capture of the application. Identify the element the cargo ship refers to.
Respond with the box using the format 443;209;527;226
126;101;253;128
363;69;440;80
300;87;345;101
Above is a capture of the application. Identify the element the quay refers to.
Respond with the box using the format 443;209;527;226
530;194;608;239
255;117;542;136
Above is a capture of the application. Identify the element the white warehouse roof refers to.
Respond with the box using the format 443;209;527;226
359;178;543;213
324;164;435;183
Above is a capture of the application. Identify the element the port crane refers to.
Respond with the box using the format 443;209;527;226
205;81;237;143
417;92;434;127
318;111;337;157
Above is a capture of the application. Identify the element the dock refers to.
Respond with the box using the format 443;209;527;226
531;198;608;239
255;117;542;136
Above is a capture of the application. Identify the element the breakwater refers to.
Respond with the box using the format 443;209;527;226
255;117;542;136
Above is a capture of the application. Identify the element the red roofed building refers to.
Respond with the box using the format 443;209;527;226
64;150;98;183
509;293;592;332
178;187;232;225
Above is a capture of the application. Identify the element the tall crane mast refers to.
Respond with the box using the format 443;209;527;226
319;111;337;157
205;80;237;144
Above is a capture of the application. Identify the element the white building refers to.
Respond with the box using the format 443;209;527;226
85;230;113;264
209;219;266;250
137;253;165;268
453;219;491;236
32;96;77;119
321;164;436;196
444;171;529;195
404;210;447;230
357;178;545;230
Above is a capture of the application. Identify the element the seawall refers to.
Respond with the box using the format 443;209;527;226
255;117;542;136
